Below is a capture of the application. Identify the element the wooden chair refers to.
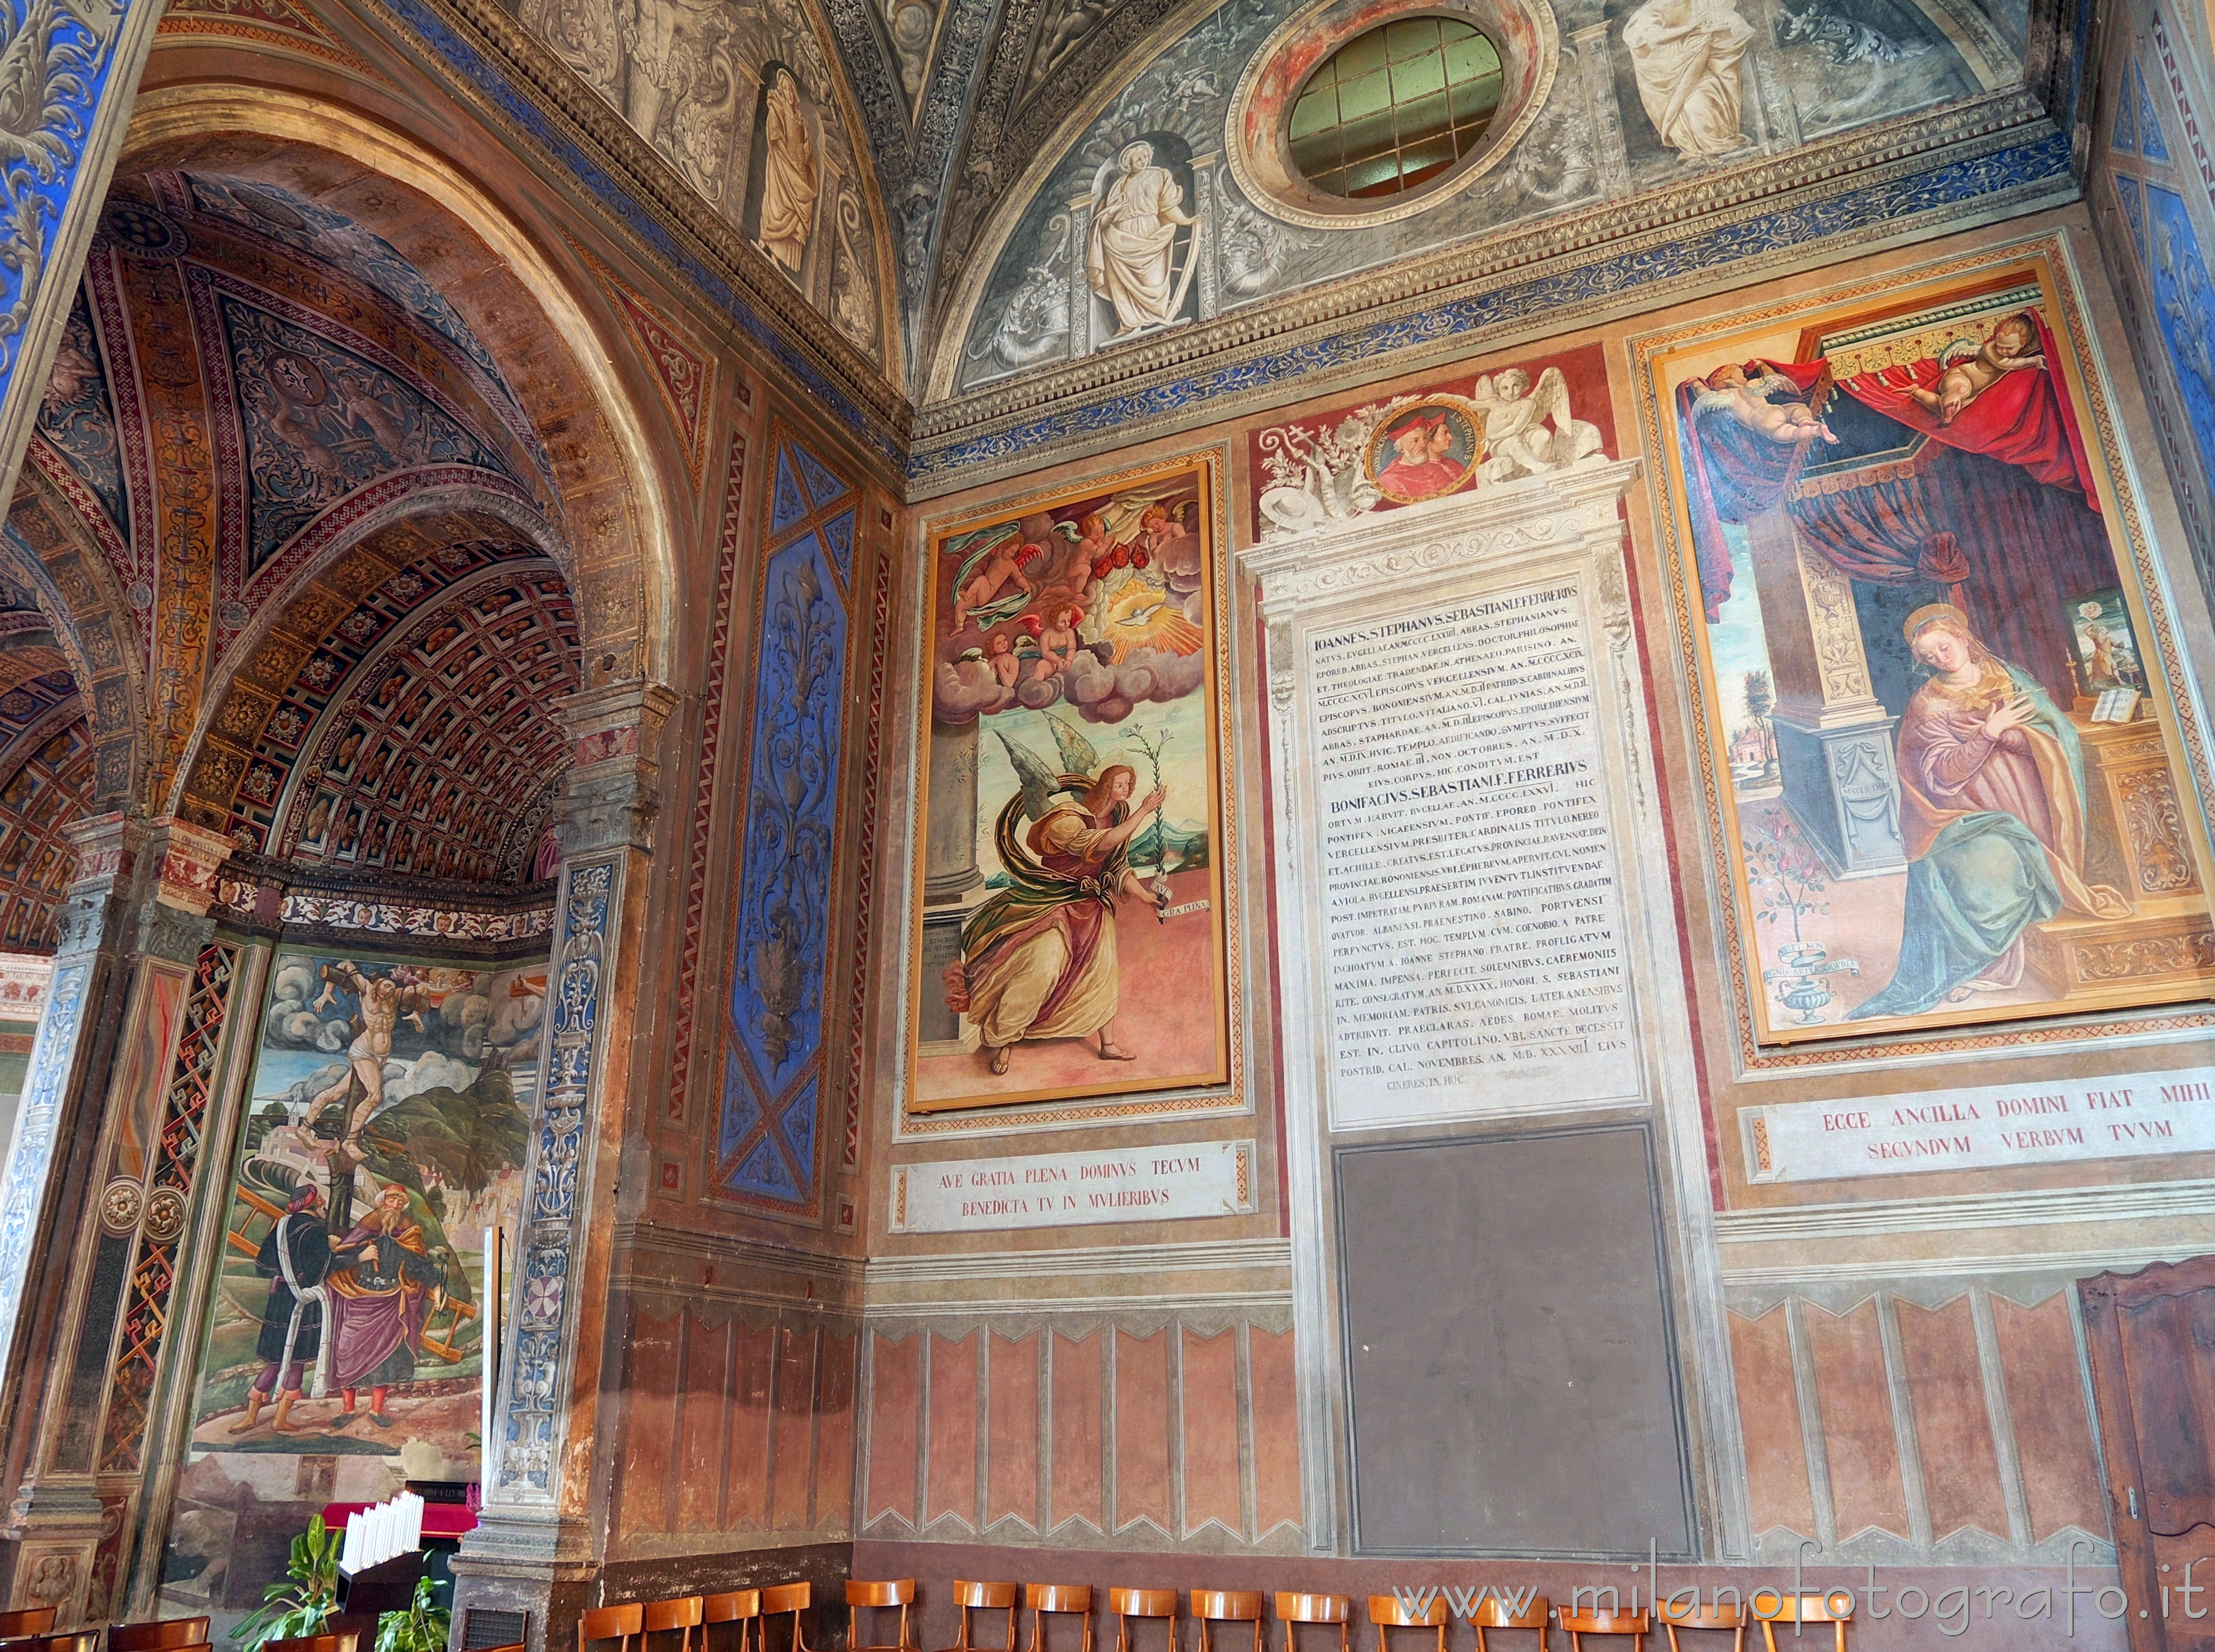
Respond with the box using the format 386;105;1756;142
1366;1596;1447;1652
580;1603;646;1652
1108;1591;1177;1652
646;1597;707;1652
19;1635;100;1652
848;1582;917;1652
321;1615;379;1652
109;1621;211;1652
1191;1593;1261;1652
1025;1585;1094;1652
1657;1601;1740;1652
0;1616;52;1642
261;1634;359;1652
704;1591;763;1652
1557;1608;1648;1652
1472;1595;1551;1652
1276;1595;1352;1652
939;1582;1018;1652
761;1583;813;1652
1754;1595;1848;1652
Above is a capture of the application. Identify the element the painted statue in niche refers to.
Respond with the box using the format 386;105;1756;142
910;456;1234;1111
754;67;820;278
517;0;882;351
1641;253;2215;1044
1086;140;1200;336
1622;0;1754;160
951;0;2005;393
176;952;539;1480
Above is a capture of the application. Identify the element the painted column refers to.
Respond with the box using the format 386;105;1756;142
452;682;673;1652
1569;22;1634;200
0;0;166;511
0;817;231;1623
917;718;980;1053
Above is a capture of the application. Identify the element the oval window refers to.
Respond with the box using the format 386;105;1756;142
1286;16;1505;200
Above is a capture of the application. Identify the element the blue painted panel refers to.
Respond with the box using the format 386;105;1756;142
772;449;810;534
791;440;851;510
821;508;855;589
2147;186;2215;495
2139;62;2172;162
2116;173;2149;264
2114;64;2140;152
0;0;138;440
722;513;849;1207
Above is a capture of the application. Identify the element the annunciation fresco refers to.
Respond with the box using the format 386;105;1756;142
1640;250;2215;1045
910;457;1235;1112
167;951;543;1605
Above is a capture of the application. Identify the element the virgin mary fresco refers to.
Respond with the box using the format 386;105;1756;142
1850;605;2130;1019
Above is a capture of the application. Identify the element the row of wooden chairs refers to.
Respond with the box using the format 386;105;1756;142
0;1609;522;1652
579;1583;1851;1652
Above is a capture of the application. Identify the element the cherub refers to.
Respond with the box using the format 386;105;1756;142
1696;362;1840;445
1030;602;1085;681
986;630;1023;689
949;535;1036;633
1907;313;2046;425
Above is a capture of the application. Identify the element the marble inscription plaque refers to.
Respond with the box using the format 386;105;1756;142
1744;1065;2215;1183
1312;578;1638;1125
888;1139;1257;1232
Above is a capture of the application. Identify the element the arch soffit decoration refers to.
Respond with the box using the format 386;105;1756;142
922;0;2029;400
120;91;678;697
2;465;152;808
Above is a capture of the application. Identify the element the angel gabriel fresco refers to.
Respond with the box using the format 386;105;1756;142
944;713;1184;1074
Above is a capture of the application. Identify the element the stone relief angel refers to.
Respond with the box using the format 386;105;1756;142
1471;367;1607;481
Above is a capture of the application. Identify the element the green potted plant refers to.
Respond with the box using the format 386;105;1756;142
375;1577;452;1652
233;1515;342;1650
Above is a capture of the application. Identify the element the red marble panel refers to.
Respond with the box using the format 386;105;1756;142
928;1331;981;1531
1050;1330;1105;1532
1181;1327;1242;1538
1728;1305;1816;1539
988;1331;1040;1531
727;1317;778;1532
1992;1291;2108;1542
771;1324;821;1529
1115;1327;1172;1535
1249;1328;1301;1538
620;1306;681;1537
1804;1299;1911;1540
867;1331;922;1528
676;1312;733;1532
1895;1295;2008;1540
814;1329;858;1533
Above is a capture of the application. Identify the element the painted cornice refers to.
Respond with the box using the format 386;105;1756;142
908;95;2076;492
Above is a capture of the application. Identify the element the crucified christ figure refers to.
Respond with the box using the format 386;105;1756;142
304;961;429;1152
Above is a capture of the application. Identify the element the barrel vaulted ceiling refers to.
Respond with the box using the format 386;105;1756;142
0;168;591;940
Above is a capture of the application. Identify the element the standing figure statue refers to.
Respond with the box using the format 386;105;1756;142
1622;0;1755;161
758;69;820;278
1086;142;1199;336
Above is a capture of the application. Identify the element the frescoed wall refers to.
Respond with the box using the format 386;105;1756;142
941;0;2029;395
1642;257;2215;1047
161;946;545;1620
909;456;1237;1115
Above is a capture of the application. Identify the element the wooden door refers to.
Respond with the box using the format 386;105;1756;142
2083;1256;2215;1652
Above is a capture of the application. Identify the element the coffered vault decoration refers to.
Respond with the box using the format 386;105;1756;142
0;671;91;953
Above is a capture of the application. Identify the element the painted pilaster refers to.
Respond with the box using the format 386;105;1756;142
452;681;673;1652
0;817;231;1622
